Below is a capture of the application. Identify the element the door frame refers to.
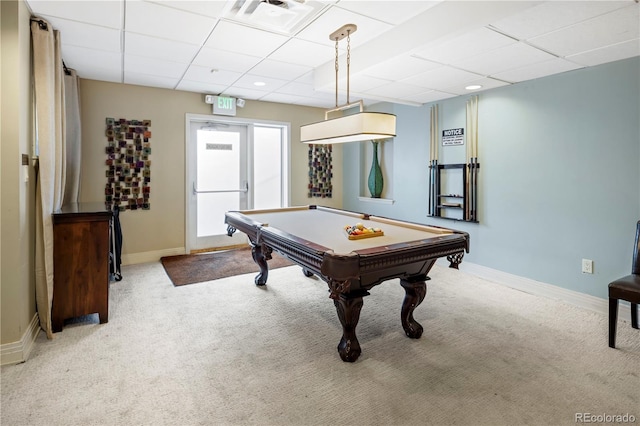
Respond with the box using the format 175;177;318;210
184;113;291;254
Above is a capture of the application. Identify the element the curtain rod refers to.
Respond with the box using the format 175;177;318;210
30;17;48;31
30;17;72;76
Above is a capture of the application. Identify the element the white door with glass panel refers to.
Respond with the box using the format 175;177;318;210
188;122;249;251
187;119;288;252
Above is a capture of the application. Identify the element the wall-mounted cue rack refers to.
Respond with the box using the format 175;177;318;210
428;97;480;223
428;161;479;223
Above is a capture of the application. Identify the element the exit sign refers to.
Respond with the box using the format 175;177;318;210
213;96;236;116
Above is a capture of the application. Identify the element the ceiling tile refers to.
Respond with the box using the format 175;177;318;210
192;48;263;73
334;0;441;25
413;27;516;65
146;0;228;18
176;80;228;94
293;71;314;85
222;86;271;100
260;92;311;105
528;5;640;57
404;90;457;104
294;6;393;48
124;54;189;79
124;72;179;89
492;58;584;83
442;77;511;96
125;32;199;63
363;81;433;99
567;39;640;67
267;38;335;67
453;42;556;76
334;74;388;93
27;0;123;28
37;15;121;53
125;0;216;45
61;45;122;80
232;74;289;91
182;65;242;85
364;56;441;81
402;66;484;90
490;1;631;40
248;59;312;81
204;21;289;58
277;81;335;105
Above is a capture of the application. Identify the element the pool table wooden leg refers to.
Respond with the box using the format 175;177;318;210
446;252;464;269
333;293;364;362
400;277;427;339
250;243;269;286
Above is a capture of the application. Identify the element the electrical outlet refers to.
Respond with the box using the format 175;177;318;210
582;259;593;274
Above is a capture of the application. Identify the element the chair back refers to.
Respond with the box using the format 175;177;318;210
633;220;640;275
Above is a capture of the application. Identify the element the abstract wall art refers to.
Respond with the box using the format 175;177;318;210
105;117;151;211
308;144;332;198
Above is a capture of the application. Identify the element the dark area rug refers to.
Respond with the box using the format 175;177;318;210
160;247;294;286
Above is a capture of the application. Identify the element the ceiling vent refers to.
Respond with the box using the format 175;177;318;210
224;0;325;34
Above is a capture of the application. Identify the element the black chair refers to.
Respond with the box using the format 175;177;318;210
608;220;640;348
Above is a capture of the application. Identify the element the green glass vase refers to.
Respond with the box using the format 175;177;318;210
368;140;383;198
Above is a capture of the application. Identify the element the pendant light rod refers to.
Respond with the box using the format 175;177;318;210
330;24;357;108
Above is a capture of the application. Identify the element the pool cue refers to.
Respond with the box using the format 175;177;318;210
471;96;478;221
433;105;439;217
465;100;471;221
429;105;436;216
469;96;478;222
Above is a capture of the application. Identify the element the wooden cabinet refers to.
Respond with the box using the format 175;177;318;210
52;203;112;332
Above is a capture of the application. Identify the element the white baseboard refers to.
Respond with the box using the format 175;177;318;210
1;314;40;366
443;259;631;321
121;247;185;265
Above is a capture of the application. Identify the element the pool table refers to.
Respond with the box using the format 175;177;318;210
225;205;469;362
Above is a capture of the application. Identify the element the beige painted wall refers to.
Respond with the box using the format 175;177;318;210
1;0;37;345
79;80;341;260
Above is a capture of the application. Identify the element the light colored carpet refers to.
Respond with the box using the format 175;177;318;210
1;262;638;426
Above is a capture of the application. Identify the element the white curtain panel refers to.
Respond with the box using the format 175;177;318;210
63;70;81;204
32;19;67;338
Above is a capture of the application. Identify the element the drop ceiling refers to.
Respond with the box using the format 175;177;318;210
26;0;640;108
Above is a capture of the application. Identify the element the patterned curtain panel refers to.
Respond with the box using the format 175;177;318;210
308;144;332;198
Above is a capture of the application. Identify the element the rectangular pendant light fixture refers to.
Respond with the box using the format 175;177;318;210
300;102;396;144
300;24;396;145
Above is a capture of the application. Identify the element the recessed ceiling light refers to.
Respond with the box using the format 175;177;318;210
254;81;266;87
465;84;482;90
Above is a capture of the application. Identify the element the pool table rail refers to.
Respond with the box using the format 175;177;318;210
225;208;469;295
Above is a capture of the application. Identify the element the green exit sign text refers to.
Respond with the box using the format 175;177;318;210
213;96;236;116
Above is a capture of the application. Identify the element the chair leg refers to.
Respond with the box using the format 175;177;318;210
632;303;638;329
609;298;618;348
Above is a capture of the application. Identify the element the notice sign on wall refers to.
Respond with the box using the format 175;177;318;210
442;128;464;146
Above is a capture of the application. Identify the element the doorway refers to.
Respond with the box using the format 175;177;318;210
186;114;289;253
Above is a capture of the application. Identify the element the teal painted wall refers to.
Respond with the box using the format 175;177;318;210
343;57;640;299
